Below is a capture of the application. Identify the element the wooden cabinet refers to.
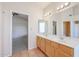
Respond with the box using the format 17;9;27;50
41;38;46;52
36;36;74;57
51;47;54;57
51;41;60;57
58;50;68;57
59;44;74;56
36;36;41;48
54;48;61;57
36;36;46;53
45;39;51;56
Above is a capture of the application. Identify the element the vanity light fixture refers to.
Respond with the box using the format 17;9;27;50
60;5;64;9
65;2;70;6
57;7;60;10
56;2;71;11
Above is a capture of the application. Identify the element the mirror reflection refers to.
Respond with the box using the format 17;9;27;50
38;20;47;35
63;21;71;37
52;21;57;35
74;21;79;38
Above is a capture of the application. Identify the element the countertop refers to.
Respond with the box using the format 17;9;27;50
37;34;79;48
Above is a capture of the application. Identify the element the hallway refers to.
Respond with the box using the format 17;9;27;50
12;36;28;54
12;12;28;54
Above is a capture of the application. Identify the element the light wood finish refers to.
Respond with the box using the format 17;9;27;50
45;39;51;56
64;22;70;36
59;44;74;56
50;41;55;57
58;50;68;57
51;41;54;47
51;41;59;48
51;41;60;57
36;36;41;48
12;48;46;57
41;38;46;52
36;36;74;57
51;47;54;57
55;48;61;57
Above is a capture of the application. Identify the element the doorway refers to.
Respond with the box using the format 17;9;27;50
12;12;28;54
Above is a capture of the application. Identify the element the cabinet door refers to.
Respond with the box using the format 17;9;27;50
36;36;39;47
57;49;68;57
55;48;65;57
51;41;55;57
53;42;60;57
41;38;46;52
59;51;72;57
36;36;41;48
45;39;51;56
54;48;60;57
59;44;74;56
51;47;54;57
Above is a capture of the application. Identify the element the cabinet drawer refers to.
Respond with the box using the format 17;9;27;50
51;41;59;48
59;44;74;56
46;39;51;46
51;41;55;47
53;42;59;48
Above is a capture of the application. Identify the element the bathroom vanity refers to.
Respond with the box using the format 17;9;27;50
36;34;79;57
37;4;79;57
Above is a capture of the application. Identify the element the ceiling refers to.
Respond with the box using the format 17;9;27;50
12;2;51;19
43;2;79;15
21;2;51;10
32;2;51;9
12;2;79;18
2;2;51;10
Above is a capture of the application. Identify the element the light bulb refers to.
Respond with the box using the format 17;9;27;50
57;7;60;10
65;2;69;6
61;5;64;9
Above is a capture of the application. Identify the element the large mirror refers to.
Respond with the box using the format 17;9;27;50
38;20;48;35
74;21;79;38
52;21;57;35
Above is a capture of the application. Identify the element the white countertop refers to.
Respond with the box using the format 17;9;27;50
37;34;79;48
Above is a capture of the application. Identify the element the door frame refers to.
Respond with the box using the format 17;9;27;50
10;10;30;56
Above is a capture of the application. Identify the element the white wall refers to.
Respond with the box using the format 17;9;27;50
12;15;28;39
0;3;2;57
2;2;43;56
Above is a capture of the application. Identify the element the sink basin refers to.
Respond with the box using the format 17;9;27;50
58;37;66;43
59;39;65;42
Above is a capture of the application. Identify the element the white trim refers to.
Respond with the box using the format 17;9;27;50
10;10;30;56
